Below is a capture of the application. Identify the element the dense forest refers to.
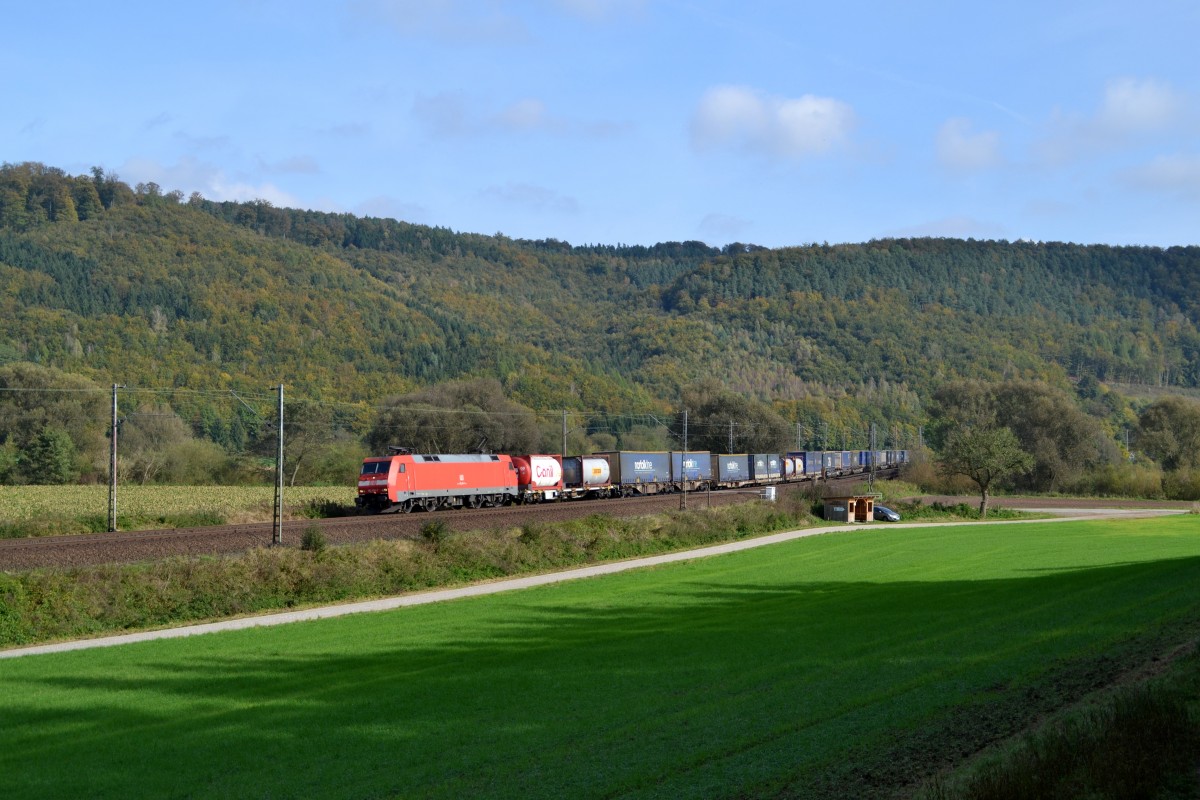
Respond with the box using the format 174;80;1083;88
2;161;1200;493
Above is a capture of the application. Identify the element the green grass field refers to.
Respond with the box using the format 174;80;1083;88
2;516;1199;799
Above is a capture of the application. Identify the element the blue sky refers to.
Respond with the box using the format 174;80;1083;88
5;1;1198;248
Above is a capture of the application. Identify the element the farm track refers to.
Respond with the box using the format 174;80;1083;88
0;473;892;571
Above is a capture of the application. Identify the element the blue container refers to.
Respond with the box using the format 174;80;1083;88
712;454;751;483
750;453;781;481
671;451;712;482
600;451;671;486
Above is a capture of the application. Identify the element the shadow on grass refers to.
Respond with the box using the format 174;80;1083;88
3;556;1200;800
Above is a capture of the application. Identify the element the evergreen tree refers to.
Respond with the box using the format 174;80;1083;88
19;427;79;484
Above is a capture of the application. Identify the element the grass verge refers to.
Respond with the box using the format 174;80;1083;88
0;500;815;647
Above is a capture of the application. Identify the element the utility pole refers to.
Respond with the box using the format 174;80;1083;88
680;409;688;510
108;383;124;532
562;409;568;460
868;422;876;492
273;384;284;546
728;419;734;453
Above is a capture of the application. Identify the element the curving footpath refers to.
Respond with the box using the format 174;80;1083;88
0;506;1184;660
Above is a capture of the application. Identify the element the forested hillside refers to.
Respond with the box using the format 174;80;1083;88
3;160;1200;486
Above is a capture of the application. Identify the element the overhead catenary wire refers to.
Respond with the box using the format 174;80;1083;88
0;382;906;449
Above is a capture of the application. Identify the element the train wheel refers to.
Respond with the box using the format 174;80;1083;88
465;495;481;509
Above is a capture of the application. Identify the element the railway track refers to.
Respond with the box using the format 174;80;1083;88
0;472;895;571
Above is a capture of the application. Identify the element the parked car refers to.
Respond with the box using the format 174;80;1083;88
874;504;901;522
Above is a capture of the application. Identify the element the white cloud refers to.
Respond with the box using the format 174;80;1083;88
1035;77;1189;164
481;182;579;213
691;85;855;160
207;178;302;208
1097;77;1182;136
936;118;1002;172
1120;153;1200;198
120;156;303;208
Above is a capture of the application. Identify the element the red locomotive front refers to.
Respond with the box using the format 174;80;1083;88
357;452;518;512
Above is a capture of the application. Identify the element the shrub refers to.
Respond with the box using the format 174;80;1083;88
1066;463;1164;499
420;519;448;547
300;526;327;553
1163;468;1200;501
300;498;356;518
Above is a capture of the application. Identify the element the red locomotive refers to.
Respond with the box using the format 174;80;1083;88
356;450;564;512
356;450;518;512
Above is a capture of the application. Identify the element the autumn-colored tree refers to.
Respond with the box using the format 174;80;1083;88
678;380;791;453
367;379;541;455
1137;396;1200;471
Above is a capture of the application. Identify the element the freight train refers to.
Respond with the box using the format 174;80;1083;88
355;447;909;513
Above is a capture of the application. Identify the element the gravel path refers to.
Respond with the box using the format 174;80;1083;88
1;503;1185;660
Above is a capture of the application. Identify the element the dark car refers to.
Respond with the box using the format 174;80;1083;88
874;504;901;522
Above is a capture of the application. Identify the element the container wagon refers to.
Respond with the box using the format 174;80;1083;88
750;453;782;483
595;451;673;495
562;455;615;498
511;454;563;503
712;454;752;488
672;451;712;491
